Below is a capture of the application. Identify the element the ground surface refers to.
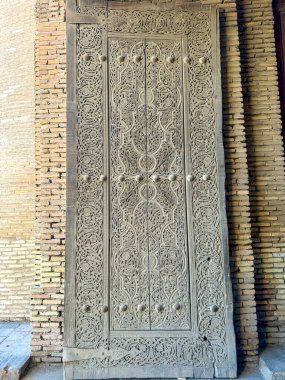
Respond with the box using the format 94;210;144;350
0;322;31;378
2;322;283;380
0;322;31;355
22;364;63;379
21;365;263;380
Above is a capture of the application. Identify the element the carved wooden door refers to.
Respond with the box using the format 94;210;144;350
65;2;237;379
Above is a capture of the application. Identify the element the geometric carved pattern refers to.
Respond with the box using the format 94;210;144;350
71;4;236;378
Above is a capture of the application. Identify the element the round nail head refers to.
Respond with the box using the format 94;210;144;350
101;305;109;313
135;174;143;182
137;304;146;312
82;174;91;182
133;55;141;63
83;53;91;61
167;56;175;63
152;174;159;182
202;174;210;181
184;56;191;64
173;303;181;311
210;305;219;313
155;304;163;312
187;174;194;182
99;174;107;182
82;304;91;313
168;174;177;182
119;304;128;312
117;55;125;63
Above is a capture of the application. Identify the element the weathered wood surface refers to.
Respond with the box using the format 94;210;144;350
64;1;237;379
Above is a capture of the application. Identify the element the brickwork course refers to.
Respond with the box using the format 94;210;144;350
0;0;284;371
0;0;36;321
237;0;285;347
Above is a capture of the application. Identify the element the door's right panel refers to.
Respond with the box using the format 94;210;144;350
145;39;191;330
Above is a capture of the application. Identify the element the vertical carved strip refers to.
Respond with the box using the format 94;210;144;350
187;12;227;362
75;24;106;348
109;38;150;330
145;39;191;330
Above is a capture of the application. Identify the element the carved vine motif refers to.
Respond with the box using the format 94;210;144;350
109;37;191;331
77;337;214;369
75;24;106;349
109;38;150;330
75;6;228;370
145;39;191;330
186;19;227;365
77;6;211;35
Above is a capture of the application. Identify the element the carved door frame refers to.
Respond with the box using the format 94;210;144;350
64;1;237;379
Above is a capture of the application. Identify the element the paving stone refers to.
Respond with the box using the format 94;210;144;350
22;364;63;380
0;330;16;338
0;323;31;380
15;324;31;333
0;324;19;330
0;351;30;380
259;345;285;380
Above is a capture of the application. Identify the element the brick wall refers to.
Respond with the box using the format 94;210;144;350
216;1;258;366
237;0;285;347
0;0;36;321
31;0;66;363
31;0;285;369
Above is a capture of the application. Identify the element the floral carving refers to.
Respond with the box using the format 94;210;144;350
72;5;234;376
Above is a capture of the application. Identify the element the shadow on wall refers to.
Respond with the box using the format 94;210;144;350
236;0;285;353
219;5;259;370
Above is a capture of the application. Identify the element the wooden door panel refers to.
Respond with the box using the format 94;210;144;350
109;37;192;332
109;37;150;331
145;39;191;330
